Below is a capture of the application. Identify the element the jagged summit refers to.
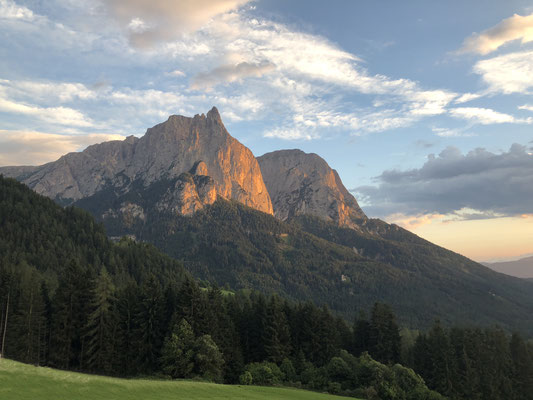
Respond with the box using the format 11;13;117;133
0;107;273;216
0;108;369;229
258;149;366;229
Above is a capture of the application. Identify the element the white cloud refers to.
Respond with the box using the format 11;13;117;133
102;0;251;47
168;69;186;77
0;97;94;127
432;127;476;138
0;0;34;21
449;107;531;125
519;104;533;112
460;12;533;55
1;79;97;103
0;130;124;165
454;93;483;104
473;50;533;94
264;127;317;141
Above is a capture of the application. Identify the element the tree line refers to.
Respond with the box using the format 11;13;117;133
1;175;532;399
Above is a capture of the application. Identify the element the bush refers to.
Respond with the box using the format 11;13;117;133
239;371;253;385
245;362;284;385
280;358;297;382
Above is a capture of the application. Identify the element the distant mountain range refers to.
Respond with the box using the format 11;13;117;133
483;256;533;279
2;107;533;334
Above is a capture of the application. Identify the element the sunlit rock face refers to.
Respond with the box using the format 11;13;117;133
258;149;366;228
0;107;273;217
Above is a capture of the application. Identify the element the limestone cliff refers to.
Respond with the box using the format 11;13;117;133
0;107;273;217
257;149;366;229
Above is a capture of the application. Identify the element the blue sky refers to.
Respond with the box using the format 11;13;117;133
1;0;533;261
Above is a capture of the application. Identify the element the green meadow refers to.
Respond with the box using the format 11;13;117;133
0;359;357;400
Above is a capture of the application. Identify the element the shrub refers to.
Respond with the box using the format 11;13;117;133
239;371;253;385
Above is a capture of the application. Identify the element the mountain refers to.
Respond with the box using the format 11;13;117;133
483;256;533;279
0;175;189;286
2;108;533;335
0;107;272;218
258;149;366;229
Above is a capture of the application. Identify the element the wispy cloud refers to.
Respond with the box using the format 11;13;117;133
459;12;533;55
454;92;483;104
0;97;94;127
102;0;251;48
449;107;531;125
473;50;533;94
519;104;533;112
0;130;124;165
191;61;275;90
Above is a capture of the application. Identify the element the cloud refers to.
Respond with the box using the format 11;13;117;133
1;79;97;103
431;127;476;138
0;0;34;21
454;93;482;104
0;130;124;166
459;12;533;55
449;107;531;125
519;104;533;112
168;69;186;77
191;61;275;90
382;212;445;230
0;97;94;127
102;0;251;47
263;127;318;141
473;50;533;94
353;144;533;218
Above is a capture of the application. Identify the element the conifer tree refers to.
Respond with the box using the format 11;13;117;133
369;302;401;364
135;275;164;373
84;267;116;373
263;296;291;364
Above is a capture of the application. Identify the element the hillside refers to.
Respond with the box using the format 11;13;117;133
2;110;533;336
483;256;533;279
0;177;448;400
0;359;355;400
70;173;533;334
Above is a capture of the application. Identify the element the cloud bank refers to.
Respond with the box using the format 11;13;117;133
353;144;533;219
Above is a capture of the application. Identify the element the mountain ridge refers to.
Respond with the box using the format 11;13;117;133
2;107;533;335
0;107;273;216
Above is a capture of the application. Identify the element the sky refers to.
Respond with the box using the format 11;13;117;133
1;0;532;262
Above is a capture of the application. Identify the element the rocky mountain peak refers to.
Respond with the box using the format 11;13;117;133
0;107;273;217
257;149;366;229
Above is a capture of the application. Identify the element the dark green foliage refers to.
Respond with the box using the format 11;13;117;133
368;303;401;365
135;275;165;373
194;334;224;382
409;322;533;400
292;215;533;334
244;361;284;386
0;176;189;371
74;177;533;335
160;319;195;378
84;267;116;373
1;175;532;400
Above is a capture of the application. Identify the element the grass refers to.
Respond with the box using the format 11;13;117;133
0;358;357;400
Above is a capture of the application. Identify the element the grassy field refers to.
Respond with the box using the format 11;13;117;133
0;359;358;400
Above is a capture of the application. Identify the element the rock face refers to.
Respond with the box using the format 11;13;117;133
257;149;366;228
1;108;369;230
0;107;273;216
